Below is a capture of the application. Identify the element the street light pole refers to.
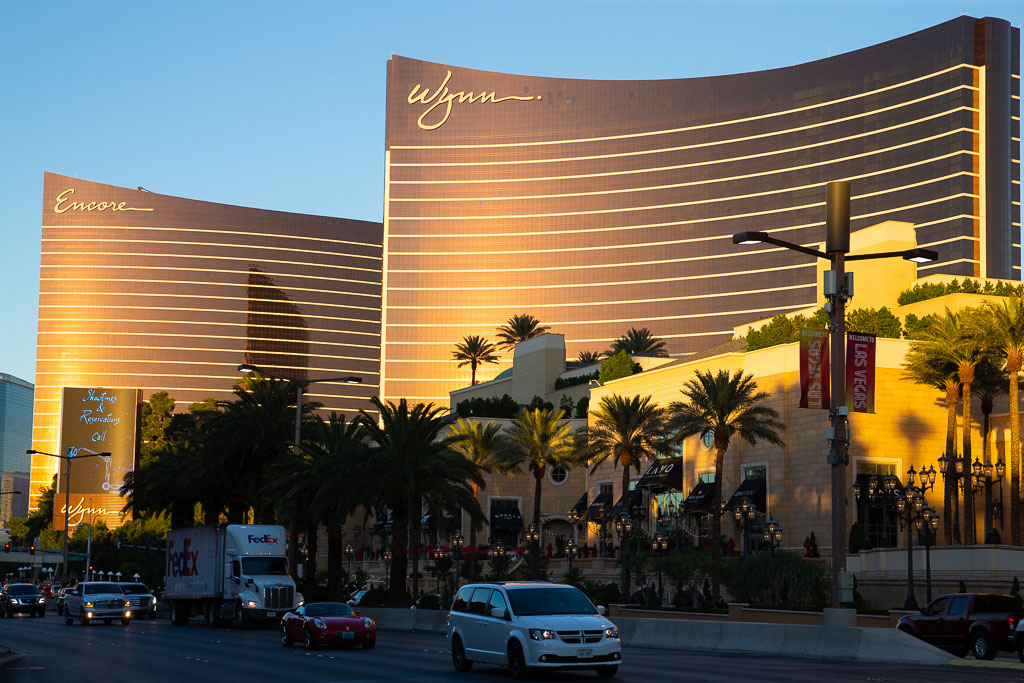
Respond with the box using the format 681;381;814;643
452;530;464;590
27;448;108;583
732;182;938;607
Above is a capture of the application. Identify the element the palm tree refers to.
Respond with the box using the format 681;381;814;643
121;442;216;528
452;335;500;385
446;418;513;580
971;359;1008;543
352;398;483;605
945;310;985;545
496;313;550;350
577;350;604;365
585;394;673;519
975;296;1024;545
500;407;583;577
667;369;784;602
903;311;963;544
609;327;668;357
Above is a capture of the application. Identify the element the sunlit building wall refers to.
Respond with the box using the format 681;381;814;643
30;173;382;512
381;16;1020;405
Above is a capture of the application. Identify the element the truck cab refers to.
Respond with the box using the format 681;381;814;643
223;525;300;625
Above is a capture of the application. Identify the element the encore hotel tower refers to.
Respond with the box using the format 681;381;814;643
382;16;1021;405
30;173;382;505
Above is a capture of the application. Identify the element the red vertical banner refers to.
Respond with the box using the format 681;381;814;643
846;332;876;413
799;330;830;409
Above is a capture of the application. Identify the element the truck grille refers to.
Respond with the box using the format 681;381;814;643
95;599;123;609
264;585;294;610
128;596;149;608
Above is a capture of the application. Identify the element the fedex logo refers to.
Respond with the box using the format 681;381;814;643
167;537;199;577
248;534;279;544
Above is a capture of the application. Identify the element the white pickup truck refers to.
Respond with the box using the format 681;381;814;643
63;581;132;626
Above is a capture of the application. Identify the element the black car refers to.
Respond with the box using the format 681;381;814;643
2;583;46;617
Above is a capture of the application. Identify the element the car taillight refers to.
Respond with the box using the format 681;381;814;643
1010;616;1016;631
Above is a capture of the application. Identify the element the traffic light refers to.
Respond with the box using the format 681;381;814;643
3;542;9;553
29;545;35;555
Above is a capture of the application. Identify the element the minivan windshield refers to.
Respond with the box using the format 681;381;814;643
506;587;597;616
242;557;288;575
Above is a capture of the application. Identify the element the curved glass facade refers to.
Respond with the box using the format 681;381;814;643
382;16;1020;404
31;173;382;507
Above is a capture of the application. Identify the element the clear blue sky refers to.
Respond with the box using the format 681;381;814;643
1;1;1021;385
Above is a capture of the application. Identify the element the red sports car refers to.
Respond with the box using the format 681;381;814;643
280;601;376;650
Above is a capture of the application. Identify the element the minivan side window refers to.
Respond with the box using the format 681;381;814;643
488;589;508;617
452;586;474;613
469;587;491;615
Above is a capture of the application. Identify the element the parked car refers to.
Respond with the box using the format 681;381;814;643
411;593;448;610
1;583;46;617
897;593;1024;659
119;582;158;619
447;581;621;679
280;601;376;650
63;581;131;626
347;589;369;607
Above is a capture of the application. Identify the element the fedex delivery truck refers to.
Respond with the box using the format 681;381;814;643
164;524;302;626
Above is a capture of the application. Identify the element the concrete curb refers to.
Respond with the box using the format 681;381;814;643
357;607;447;634
0;649;25;669
949;659;1024;670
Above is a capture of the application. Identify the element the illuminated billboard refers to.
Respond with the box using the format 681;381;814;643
53;387;141;530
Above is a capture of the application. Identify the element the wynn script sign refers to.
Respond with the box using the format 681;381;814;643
53;188;154;214
408;70;539;130
54;387;141;531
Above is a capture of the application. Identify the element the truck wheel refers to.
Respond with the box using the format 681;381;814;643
121;616;131;626
232;601;247;629
170;601;190;626
64;611;74;625
205;602;218;627
970;631;996;660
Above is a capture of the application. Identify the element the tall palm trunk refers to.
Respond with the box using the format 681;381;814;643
533;468;544;529
620;450;632;519
387;510;409;605
1009;351;1022;546
469;483;480;580
961;365;975;545
944;380;960;544
410;511;422;601
710;445;725;601
470;361;477;386
327;522;344;600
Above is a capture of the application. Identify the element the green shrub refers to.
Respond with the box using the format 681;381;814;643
574;396;590;419
563;565;585;588
720;551;826;608
554;371;598;390
455;393;519;418
598;350;642;384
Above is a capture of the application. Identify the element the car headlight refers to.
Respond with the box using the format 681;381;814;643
604;626;619;639
247;600;258;608
124;601;131;608
9;599;19;605
39;598;45;604
529;628;557;641
85;602;94;608
312;618;327;629
364;618;373;629
151;597;157;605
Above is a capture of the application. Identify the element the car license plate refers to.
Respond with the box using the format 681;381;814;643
577;648;593;659
266;611;275;617
342;631;356;640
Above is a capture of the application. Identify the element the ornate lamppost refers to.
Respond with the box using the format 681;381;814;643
345;541;355;584
491;540;507;580
896;464;935;610
432;547;446;595
967;457;1005;543
732;498;758;602
452;530;464;589
567;508;580;543
651;533;668;607
383;547;393;589
920;506;940;603
566;537;580;571
763;519;783;605
614;514;633;600
353;525;362;563
524;522;540;579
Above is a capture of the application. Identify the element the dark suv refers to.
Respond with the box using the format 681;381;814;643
2;583;46;617
119;582;158;619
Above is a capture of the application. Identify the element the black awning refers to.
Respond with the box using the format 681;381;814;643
571;492;588;516
682;481;716;515
611;488;646;519
724;478;767;512
636;457;684;494
582;492;612;522
490;505;524;531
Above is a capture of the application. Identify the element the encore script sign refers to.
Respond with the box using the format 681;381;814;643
408;70;539;130
54;188;154;214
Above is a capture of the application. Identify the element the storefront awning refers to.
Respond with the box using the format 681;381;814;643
571;492;588;517
682;481;716;515
490;505;524;531
611;488;646;519
582;492;613;522
724;478;767;512
636;457;684;494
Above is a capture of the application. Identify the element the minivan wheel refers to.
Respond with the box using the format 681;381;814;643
451;635;472;672
971;631;997;661
507;640;529;680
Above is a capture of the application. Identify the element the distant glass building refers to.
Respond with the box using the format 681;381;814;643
30;174;382;514
0;373;33;522
381;16;1020;404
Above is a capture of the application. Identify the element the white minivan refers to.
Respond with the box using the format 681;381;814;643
447;581;621;679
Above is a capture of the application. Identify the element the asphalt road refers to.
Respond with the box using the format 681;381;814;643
2;611;1023;682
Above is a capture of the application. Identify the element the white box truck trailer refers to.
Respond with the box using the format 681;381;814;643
164;524;302;626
